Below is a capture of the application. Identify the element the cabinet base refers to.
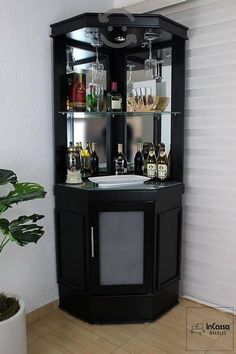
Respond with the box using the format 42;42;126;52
58;281;179;324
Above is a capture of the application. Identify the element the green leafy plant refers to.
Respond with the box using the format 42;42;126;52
0;169;46;253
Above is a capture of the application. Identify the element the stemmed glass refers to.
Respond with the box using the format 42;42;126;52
89;35;104;111
144;32;159;79
127;63;135;98
93;83;104;112
154;60;163;82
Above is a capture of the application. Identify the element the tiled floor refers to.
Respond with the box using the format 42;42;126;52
27;299;235;353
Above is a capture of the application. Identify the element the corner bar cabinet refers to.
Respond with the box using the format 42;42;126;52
51;12;188;323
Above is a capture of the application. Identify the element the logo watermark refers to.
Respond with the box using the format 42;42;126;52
186;306;234;351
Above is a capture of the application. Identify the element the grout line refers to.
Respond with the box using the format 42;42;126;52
110;322;150;353
27;311;74;347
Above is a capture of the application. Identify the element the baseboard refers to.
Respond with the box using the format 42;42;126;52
26;299;59;325
183;295;235;315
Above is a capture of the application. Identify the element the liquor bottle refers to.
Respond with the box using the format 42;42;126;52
157;145;168;181
113;143;127;175
82;142;91;173
147;145;157;179
108;82;122;112
167;148;171;179
76;141;83;156
74;73;86;112
134;142;144;175
143;142;153;175
66;143;82;184
90;143;99;176
86;84;97;112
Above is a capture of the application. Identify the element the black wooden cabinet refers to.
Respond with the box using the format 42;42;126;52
55;182;183;323
51;13;188;323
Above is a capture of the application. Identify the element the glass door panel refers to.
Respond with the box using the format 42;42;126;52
99;211;144;286
90;202;154;295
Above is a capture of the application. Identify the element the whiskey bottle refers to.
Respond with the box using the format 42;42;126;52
90;143;99;176
108;82;122;112
134;142;144;175
157;145;168;181
113;143;127;175
147;145;157;179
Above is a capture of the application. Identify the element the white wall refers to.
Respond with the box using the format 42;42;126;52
151;0;236;308
0;0;112;313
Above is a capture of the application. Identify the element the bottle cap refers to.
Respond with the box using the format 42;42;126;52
118;143;123;153
67;146;77;153
137;142;142;151
111;82;118;91
92;142;96;151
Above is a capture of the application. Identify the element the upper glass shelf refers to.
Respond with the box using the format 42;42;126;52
58;111;180;118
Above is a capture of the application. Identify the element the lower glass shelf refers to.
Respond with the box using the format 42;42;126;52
58;111;180;119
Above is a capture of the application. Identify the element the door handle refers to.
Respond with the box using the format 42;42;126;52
91;226;94;258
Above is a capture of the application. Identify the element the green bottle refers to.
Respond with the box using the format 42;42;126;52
86;84;97;112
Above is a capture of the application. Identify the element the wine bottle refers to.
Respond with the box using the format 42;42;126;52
113;143;127;175
134;142;144;175
108;82;122;112
147;145;157;179
157;145;168;181
90;143;99;176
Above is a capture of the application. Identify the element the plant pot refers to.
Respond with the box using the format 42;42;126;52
0;295;27;354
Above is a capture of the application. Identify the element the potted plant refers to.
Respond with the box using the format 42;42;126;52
0;168;46;354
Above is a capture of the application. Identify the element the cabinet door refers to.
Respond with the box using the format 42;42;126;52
89;202;154;295
156;207;182;290
56;209;86;291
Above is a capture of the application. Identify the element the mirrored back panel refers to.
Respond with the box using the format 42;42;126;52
126;46;172;161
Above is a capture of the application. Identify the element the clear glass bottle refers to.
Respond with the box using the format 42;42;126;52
147;144;157;179
108;82;122;112
90;143;99;176
113;143;127;175
134;142;144;175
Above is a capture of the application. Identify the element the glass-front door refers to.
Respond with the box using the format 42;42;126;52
89;201;154;295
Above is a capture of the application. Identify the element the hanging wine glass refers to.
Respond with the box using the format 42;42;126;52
127;63;135;98
143;32;159;79
90;35;104;84
93;83;104;112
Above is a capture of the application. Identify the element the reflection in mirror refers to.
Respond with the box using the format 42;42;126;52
127;115;153;165
66;46;108;170
73;118;107;168
126;47;172;160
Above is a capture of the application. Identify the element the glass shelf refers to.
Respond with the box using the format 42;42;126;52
58;111;180;119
